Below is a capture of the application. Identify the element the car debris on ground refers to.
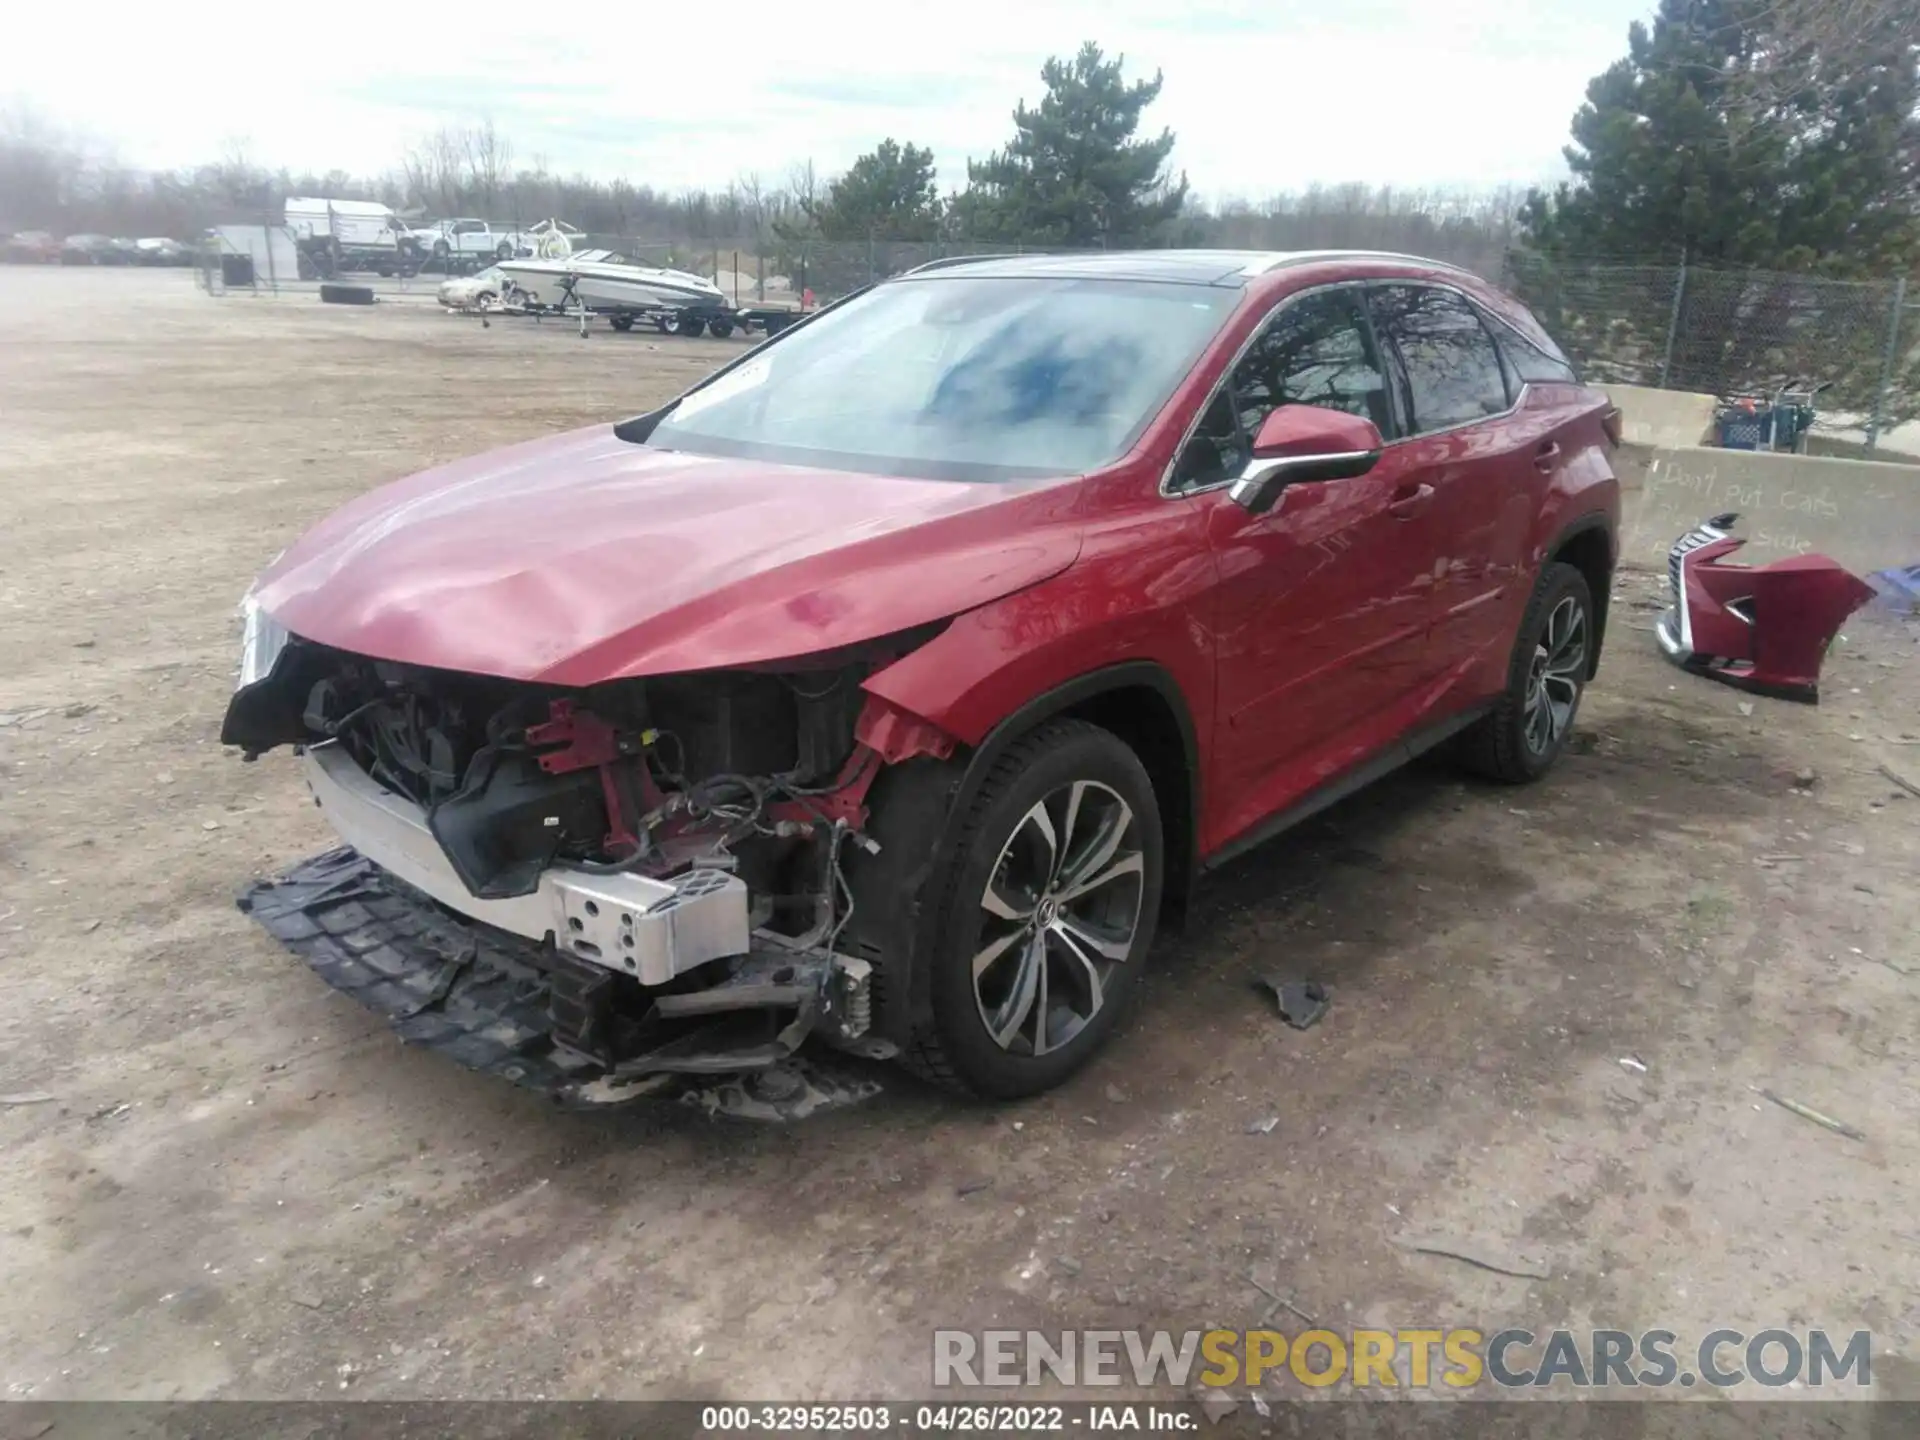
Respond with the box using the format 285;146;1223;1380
1756;1088;1868;1142
1877;763;1920;800
1656;513;1875;703
1406;1241;1553;1282
1245;1271;1315;1326
1257;977;1330;1029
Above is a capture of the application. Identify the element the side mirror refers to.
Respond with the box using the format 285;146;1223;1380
1228;405;1384;516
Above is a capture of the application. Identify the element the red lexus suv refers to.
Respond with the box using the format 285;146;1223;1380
224;250;1620;1107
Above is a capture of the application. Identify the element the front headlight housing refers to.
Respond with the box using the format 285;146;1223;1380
237;592;290;690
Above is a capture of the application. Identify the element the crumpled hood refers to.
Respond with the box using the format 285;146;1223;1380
253;425;1082;685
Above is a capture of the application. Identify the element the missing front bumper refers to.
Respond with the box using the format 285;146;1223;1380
238;846;882;1117
299;742;751;987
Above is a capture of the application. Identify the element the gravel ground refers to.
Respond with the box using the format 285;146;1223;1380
2;266;1917;1406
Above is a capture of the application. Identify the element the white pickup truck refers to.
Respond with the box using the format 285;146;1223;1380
412;218;518;263
411;218;586;268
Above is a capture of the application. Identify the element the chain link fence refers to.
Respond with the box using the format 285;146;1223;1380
185;222;1917;451
1504;252;1916;449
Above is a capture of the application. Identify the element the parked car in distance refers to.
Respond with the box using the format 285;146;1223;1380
437;264;507;309
59;233;125;264
225;249;1621;1107
134;237;193;266
3;230;61;263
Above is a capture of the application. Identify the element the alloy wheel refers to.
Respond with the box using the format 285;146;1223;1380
1524;595;1586;754
972;780;1145;1056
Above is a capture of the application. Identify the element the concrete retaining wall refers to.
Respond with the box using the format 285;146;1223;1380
1603;383;1717;449
1616;443;1920;576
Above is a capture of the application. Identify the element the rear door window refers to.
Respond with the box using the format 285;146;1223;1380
1367;285;1510;434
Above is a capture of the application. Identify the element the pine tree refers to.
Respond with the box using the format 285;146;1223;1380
958;43;1189;246
804;139;942;241
1521;0;1920;276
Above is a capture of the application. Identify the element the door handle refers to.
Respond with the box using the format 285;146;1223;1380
1533;440;1562;472
1387;482;1434;519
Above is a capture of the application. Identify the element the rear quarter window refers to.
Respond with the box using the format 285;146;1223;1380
1486;313;1578;387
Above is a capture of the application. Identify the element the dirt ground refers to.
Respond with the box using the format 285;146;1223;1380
1;267;1917;1406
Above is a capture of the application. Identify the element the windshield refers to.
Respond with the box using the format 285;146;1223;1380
647;276;1237;481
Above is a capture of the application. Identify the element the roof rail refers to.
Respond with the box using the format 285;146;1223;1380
900;253;1024;275
1256;249;1483;279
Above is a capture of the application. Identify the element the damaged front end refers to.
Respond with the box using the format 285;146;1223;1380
223;616;953;1114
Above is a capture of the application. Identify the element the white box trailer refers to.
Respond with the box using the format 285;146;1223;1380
284;197;405;249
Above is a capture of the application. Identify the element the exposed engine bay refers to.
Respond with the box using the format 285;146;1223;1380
276;651;876;905
224;630;953;1111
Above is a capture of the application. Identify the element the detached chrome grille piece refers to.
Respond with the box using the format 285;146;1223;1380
1669;517;1732;599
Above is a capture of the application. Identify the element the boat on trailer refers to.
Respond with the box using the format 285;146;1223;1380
497;248;734;332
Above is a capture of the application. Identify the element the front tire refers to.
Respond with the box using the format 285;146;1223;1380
1456;561;1593;783
906;720;1163;1099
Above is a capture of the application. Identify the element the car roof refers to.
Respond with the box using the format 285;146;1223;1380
898;248;1483;288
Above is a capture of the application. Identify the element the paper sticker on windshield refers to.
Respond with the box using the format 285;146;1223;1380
672;357;770;420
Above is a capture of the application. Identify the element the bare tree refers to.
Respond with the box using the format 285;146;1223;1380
1733;0;1918;108
461;117;513;218
0;114;1532;276
210;133;273;215
400;126;465;216
0;103;83;228
787;158;824;221
607;176;635;234
1648;0;1920;131
738;170;771;240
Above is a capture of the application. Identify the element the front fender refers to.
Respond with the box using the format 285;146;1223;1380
860;521;1217;750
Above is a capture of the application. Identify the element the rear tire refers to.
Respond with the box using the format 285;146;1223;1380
1454;561;1592;783
903;720;1163;1099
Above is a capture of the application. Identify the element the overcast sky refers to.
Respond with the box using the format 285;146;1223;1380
4;0;1651;198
